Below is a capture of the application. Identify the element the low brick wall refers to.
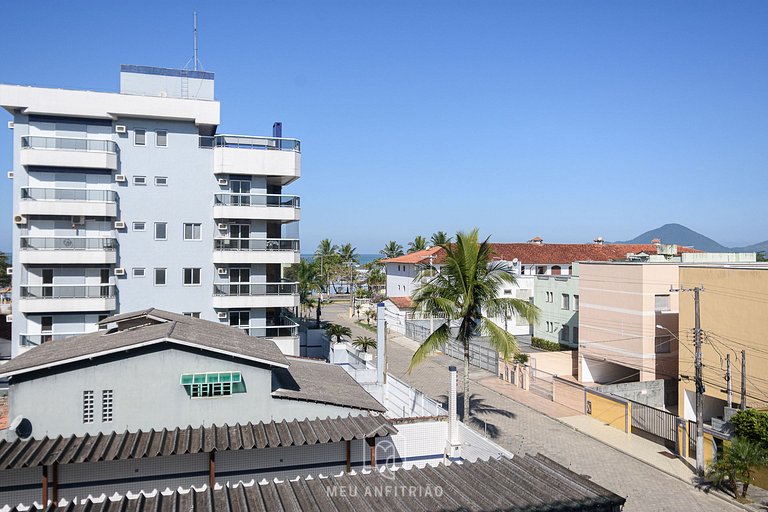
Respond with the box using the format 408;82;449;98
553;376;585;413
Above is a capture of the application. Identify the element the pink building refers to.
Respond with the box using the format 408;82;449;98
578;262;681;384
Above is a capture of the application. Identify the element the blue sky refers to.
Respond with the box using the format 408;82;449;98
1;1;766;254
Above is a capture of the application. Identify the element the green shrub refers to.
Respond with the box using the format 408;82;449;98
531;336;564;351
513;353;529;364
731;409;768;447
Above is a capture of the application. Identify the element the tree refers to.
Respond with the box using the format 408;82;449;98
757;251;767;262
707;437;768;499
367;266;386;292
430;231;451;246
288;259;320;304
325;323;352;343
0;251;9;288
408;235;428;253
409;229;539;420
730;409;768;447
315;239;340;294
365;308;376;325
353;336;377;353
380;241;404;259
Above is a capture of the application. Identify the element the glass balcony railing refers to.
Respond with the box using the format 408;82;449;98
236;318;300;337
21;136;118;154
21;187;118;202
20;237;118;251
213;282;298;297
20;284;116;299
199;134;300;152
20;332;86;347
214;194;300;208
213;238;299;252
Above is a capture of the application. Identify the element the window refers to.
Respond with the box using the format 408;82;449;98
156;129;168;147
655;335;671;353
230;310;250;333
41;316;53;344
574;295;579;311
655;294;670;312
561;325;570;342
184;223;202;240
537;266;547;275
504;289;512;295
134;128;146;146
183;312;201;318
154;176;168;186
133;175;147;186
155;222;167;240
83;390;94;423
132;267;146;278
183;267;201;286
545;291;554;303
180;371;244;398
133;221;146;231
561;293;570;310
154;268;167;286
102;390;113;422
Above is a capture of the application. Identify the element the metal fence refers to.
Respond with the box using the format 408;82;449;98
528;362;554;401
628;399;678;443
442;338;499;374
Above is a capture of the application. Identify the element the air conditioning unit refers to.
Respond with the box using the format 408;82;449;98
218;178;228;186
217;267;228;276
114;220;126;229
114;267;126;276
115;125;127;134
13;214;26;225
217;223;227;231
7;171;13;179
115;174;127;183
71;216;85;226
6;267;11;276
217;311;228;320
7;121;13;129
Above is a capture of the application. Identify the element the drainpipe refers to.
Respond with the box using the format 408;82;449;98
446;366;461;460
376;302;386;386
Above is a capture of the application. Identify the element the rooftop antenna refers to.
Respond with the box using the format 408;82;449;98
185;11;204;71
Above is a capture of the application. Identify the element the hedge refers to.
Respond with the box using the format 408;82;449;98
531;336;566;351
731;408;768;446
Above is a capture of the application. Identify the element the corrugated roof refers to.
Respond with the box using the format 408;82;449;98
0;309;289;377
0;415;395;470
13;455;624;512
272;358;386;412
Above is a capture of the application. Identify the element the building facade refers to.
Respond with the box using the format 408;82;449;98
1;65;301;357
533;262;580;347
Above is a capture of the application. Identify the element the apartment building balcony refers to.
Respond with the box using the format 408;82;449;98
238;317;300;338
212;238;300;265
19;331;88;348
19;237;118;264
202;135;300;185
20;136;119;170
212;194;300;222
18;187;118;217
212;282;299;309
18;285;116;313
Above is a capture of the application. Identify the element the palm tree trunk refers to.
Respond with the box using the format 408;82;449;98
741;481;750;498
463;342;471;421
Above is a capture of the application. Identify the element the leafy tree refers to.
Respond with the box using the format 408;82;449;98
353;336;377;353
409;229;539;420
367;266;386;292
0;251;9;288
365;308;377;325
756;251;767;262
408;235;428;253
430;231;451;246
380;241;404;259
707;437;768;499
731;409;768;447
325;323;352;343
287;259;321;304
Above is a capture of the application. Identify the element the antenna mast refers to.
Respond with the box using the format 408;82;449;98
193;11;198;71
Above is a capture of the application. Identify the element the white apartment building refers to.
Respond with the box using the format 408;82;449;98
1;64;301;357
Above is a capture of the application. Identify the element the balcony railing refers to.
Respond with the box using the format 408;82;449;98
20;331;86;347
20;237;118;251
200;134;300;152
213;238;299;252
237;318;300;337
21;136;118;154
214;194;300;208
20;284;116;299
213;282;298;297
21;187;117;202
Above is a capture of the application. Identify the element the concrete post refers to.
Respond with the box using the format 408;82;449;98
376;302;386;385
446;366;461;460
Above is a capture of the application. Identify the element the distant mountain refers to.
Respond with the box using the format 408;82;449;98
732;240;768;255
616;223;730;252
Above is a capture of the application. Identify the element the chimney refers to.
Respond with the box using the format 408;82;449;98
272;122;282;138
594;236;604;245
528;236;543;245
446;366;461;460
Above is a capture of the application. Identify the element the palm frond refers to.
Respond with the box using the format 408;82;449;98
408;322;451;372
480;317;518;362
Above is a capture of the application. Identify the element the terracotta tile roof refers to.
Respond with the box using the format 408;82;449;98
380;246;442;264
388;296;414;309
0;395;7;430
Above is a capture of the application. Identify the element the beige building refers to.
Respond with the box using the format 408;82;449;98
678;265;768;423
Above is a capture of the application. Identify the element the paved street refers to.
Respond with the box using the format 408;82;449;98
326;303;745;512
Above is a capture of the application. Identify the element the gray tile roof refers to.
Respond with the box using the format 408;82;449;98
0;415;395;470
12;455;625;511
272;357;386;412
0;309;289;376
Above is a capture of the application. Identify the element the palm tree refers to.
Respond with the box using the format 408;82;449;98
408;235;428;253
315;239;339;295
291;259;320;304
326;323;352;343
380;241;404;259
367;266;386;293
430;231;451;246
409;229;539;420
708;437;768;499
365;308;376;325
0;251;10;287
353;336;377;353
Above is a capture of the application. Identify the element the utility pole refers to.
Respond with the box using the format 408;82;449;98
741;349;747;411
726;353;732;408
672;284;705;476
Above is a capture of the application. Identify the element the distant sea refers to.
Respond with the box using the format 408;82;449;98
300;254;380;266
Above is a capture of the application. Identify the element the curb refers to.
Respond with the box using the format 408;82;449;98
473;378;761;512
